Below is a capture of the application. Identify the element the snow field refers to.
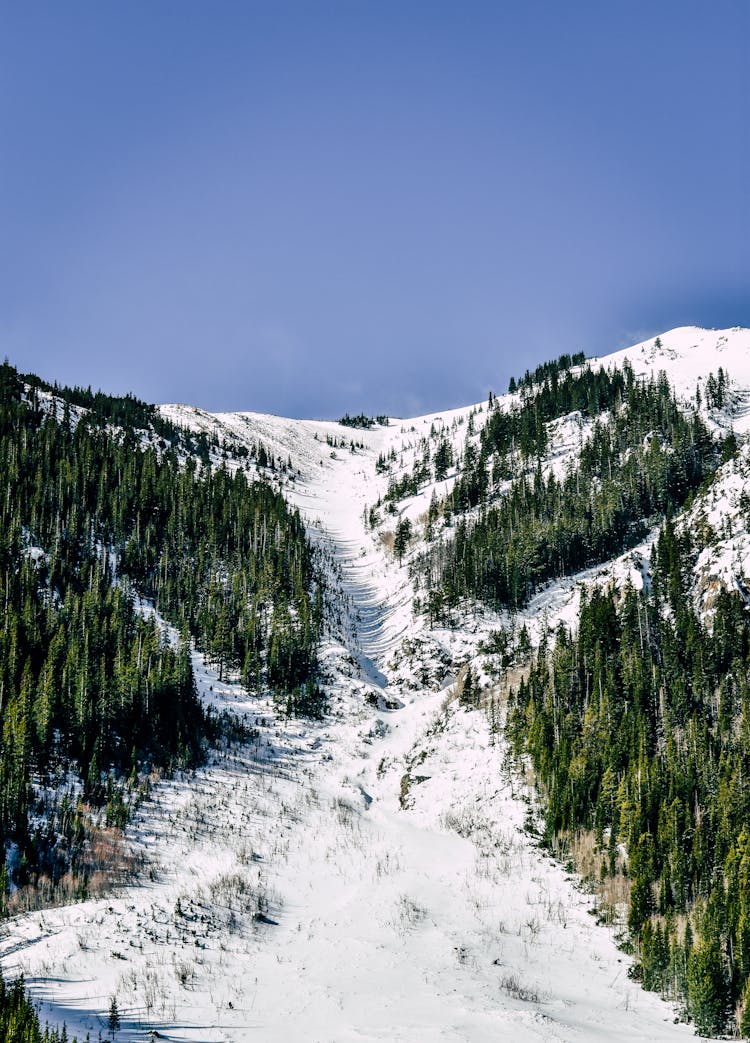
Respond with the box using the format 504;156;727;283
5;326;749;1040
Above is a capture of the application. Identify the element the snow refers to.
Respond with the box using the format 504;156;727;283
593;325;750;433
6;326;749;1040
679;440;750;620
3;662;690;1042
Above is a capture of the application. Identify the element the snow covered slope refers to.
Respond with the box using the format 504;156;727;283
3;326;748;1041
593;325;750;433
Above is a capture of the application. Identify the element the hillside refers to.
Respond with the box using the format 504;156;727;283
2;327;750;1040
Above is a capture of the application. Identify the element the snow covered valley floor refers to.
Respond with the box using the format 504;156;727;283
0;676;692;1042
2;357;724;1041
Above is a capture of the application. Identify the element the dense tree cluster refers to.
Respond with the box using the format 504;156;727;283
20;365;199;449
338;412;389;429
704;368;729;412
418;366;717;610
507;349;587;395
376;433;454;514
433;437;454;482
490;362;626;464
507;518;750;1034
0;360;322;896
0;972;76;1042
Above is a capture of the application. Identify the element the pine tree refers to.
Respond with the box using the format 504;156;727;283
687;938;728;1036
107;995;121;1039
0;359;323;900
461;665;476;708
393;518;412;564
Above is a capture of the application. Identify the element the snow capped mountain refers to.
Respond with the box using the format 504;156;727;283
3;326;749;1041
161;325;750;648
594;326;750;432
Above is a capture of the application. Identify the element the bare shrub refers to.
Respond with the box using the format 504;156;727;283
560;827;630;926
499;972;540;1003
390;894;427;934
174;957;196;988
568;828;598;880
7;824;142;916
440;806;481;838
332;795;358;829
209;871;251;905
379;530;395;552
599;871;632;925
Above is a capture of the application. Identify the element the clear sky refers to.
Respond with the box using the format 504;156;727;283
1;1;748;417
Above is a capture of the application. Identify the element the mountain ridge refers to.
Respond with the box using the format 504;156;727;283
2;325;750;1040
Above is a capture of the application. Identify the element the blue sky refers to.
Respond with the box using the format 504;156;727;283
1;1;748;417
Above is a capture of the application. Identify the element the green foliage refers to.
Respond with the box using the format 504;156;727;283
0;971;75;1041
704;368;728;411
338;412;388;429
738;975;750;1037
507;516;750;1034
508;350;587;396
107;995;121;1038
433;438;453;482
420;366;717;610
687;937;729;1036
21;369;173;438
394;518;412;563
460;665;477;707
0;360;323;895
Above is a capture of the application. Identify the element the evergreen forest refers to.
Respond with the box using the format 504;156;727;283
506;517;750;1035
418;363;719;613
0;360;322;905
0;971;77;1042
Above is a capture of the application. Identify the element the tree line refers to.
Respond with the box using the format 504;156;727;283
0;972;77;1043
417;365;718;613
0;359;323;899
507;516;750;1035
338;412;389;429
507;349;587;395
